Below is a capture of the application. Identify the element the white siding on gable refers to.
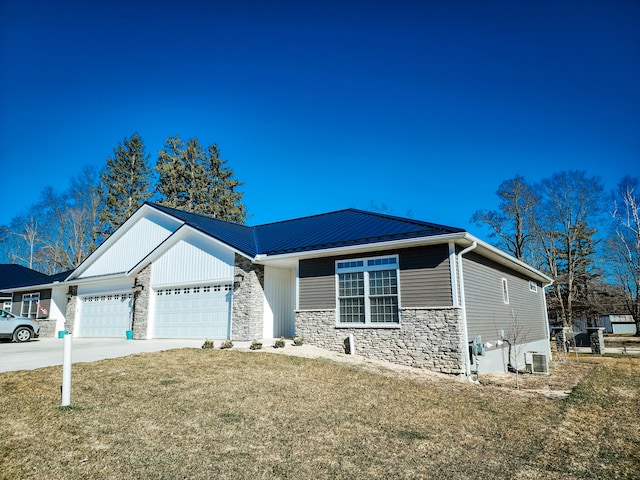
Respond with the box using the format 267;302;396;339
77;278;135;296
80;214;178;278
151;232;234;287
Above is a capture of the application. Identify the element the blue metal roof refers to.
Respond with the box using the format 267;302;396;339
149;203;258;257
254;209;465;255
149;203;465;258
0;264;53;291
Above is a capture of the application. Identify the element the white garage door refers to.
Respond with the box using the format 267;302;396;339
153;284;232;339
77;293;133;337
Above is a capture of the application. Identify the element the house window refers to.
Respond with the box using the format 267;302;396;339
529;280;538;293
336;255;399;325
3;301;11;312
502;278;509;304
21;293;40;318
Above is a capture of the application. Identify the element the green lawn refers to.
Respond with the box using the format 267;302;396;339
1;349;639;479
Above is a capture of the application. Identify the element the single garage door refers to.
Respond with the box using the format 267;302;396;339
153;283;232;339
77;293;133;337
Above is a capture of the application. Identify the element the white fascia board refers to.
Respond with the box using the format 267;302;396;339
466;234;553;284
254;231;552;284
127;224;251;277
3;281;64;293
68;204;184;281
7;272;130;293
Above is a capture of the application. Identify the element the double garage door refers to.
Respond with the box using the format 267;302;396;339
153;283;232;339
77;283;232;339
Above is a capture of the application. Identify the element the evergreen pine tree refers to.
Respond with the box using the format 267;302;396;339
99;133;153;236
155;135;247;223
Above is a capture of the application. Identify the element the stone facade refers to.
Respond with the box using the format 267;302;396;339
232;254;265;341
588;327;605;354
132;264;151;339
296;307;466;374
552;327;571;353
36;318;57;338
65;286;78;333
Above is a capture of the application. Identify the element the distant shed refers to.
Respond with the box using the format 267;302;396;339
599;314;637;335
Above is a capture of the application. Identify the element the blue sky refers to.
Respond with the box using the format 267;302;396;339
1;0;638;239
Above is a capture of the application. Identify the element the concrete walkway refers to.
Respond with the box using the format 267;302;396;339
0;337;209;373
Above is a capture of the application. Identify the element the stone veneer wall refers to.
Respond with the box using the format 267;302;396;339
36;319;57;338
132;264;151;339
64;286;78;333
232;255;265;341
296;307;465;375
588;327;605;355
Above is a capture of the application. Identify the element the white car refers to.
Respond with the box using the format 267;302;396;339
0;310;40;342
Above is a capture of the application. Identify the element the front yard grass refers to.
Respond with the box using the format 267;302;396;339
1;349;639;479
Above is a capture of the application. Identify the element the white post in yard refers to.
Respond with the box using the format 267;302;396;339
61;333;72;406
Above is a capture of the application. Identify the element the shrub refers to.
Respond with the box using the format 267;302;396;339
202;339;215;349
250;339;263;350
273;337;286;349
293;336;304;346
220;340;233;350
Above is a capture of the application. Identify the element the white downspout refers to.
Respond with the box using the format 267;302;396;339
542;280;553;361
457;241;477;378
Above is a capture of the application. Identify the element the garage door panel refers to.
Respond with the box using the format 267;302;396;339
153;284;231;339
78;293;132;337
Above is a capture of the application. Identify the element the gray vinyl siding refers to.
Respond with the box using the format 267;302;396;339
298;245;453;310
399;245;452;307
10;289;52;319
299;259;335;310
462;252;547;344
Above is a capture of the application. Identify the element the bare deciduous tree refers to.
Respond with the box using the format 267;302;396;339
608;176;640;329
471;175;538;262
529;171;604;327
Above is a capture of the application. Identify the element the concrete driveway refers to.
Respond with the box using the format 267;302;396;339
0;337;206;373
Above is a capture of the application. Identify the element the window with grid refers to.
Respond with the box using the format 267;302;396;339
336;255;399;325
21;293;40;318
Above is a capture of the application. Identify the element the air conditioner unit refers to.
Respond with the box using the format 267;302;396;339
525;352;549;374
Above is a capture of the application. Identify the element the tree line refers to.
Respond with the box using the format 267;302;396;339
0;133;246;274
471;172;639;332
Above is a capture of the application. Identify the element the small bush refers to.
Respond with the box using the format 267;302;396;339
202;339;215;349
293;336;304;346
273;337;286;349
220;340;233;350
250;339;263;350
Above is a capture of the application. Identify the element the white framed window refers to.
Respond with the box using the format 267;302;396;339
3;301;11;312
529;280;538;293
336;255;400;325
501;278;509;304
21;293;40;318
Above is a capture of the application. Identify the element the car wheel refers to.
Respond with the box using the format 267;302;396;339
13;327;32;342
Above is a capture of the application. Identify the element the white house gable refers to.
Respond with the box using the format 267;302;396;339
150;230;235;287
77;210;180;279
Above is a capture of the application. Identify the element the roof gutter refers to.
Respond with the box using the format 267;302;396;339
457;240;477;379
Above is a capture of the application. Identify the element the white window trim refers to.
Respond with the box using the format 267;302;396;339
501;278;509;304
335;254;401;326
21;292;41;318
529;280;538;293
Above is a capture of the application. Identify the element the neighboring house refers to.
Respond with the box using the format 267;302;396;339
600;314;637;335
38;203;552;376
0;264;52;314
1;266;71;337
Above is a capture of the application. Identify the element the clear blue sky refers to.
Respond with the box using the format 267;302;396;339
1;0;638;239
